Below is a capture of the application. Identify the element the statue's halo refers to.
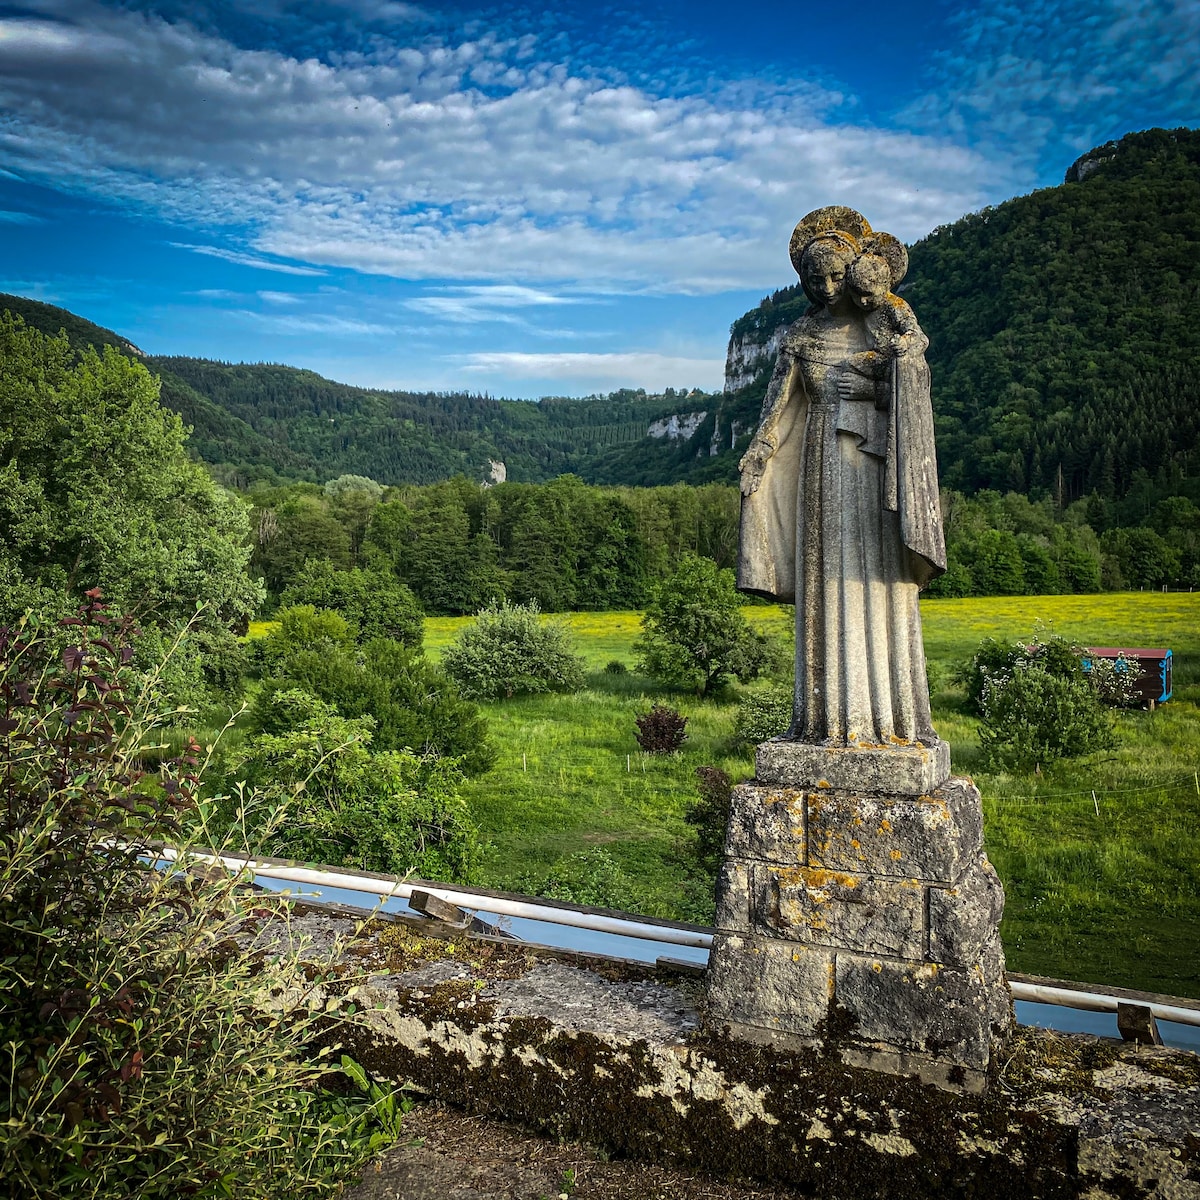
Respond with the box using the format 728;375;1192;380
789;206;873;278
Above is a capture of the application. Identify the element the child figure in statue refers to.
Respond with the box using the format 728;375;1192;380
844;251;929;409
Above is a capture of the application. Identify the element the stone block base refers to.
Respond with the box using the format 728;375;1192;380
756;737;950;795
707;772;1012;1084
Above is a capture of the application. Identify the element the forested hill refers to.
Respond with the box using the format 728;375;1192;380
0;289;728;485
724;127;1200;511
148;357;721;486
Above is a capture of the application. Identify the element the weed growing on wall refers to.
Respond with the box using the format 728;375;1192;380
0;595;404;1198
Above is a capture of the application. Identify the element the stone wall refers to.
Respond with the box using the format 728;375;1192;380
326;922;1200;1200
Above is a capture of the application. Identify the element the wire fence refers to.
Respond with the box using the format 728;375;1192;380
983;770;1200;806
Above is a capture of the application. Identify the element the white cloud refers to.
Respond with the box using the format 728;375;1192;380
0;0;993;293
404;283;590;323
457;350;725;392
0;209;42;223
257;289;304;304
170;242;327;276
236;309;393;335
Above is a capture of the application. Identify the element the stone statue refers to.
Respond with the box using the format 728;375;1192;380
708;208;1011;1090
738;206;945;756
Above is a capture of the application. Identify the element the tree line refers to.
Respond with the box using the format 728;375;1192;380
253;473;1200;619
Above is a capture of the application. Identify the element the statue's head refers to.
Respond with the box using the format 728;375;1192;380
799;232;858;308
846;253;892;312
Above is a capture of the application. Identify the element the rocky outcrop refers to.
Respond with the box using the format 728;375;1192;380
648;411;707;441
724;324;787;393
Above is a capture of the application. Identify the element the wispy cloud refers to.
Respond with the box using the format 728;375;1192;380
0;0;992;293
902;0;1200;175
405;284;591;324
0;209;43;224
170;242;326;277
257;289;304;304
236;309;393;336
457;350;724;391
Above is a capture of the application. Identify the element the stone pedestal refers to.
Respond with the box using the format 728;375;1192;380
706;752;1013;1091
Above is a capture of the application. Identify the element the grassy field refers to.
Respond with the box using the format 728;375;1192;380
426;594;1200;999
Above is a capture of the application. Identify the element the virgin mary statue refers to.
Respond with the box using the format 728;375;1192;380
737;207;946;749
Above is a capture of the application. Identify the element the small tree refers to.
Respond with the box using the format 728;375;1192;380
634;554;767;697
441;600;585;700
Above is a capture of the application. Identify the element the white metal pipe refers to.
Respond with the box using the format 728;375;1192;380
161;848;1200;1028
1008;981;1200;1029
158;846;714;950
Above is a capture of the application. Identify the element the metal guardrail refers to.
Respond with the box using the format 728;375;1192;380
161;846;1200;1032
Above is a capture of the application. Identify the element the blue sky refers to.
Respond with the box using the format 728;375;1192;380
1;0;1197;398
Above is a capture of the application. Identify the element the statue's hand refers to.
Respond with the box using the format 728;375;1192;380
836;368;876;401
739;439;775;495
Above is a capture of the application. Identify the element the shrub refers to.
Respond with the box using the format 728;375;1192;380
635;704;688;753
532;848;641;911
734;685;793;746
252;636;495;778
221;690;479;881
961;633;1117;770
634;554;768;696
280;560;423;648
1086;653;1141;708
441;600;585;700
687;766;733;869
604;659;628;675
0;594;402;1199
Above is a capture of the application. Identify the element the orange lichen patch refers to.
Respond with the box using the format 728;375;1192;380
890;850;903;861
792;868;863;890
879;819;893;832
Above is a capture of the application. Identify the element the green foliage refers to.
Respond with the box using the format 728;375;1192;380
527;848;642;911
252;632;496;778
0;597;402;1199
251;604;355;675
635;554;768;696
963;634;1116;770
733;685;793;746
145;354;713;487
251;492;353;595
221;689;479;880
687;766;733;870
281;559;424;648
441;601;586;700
634;704;689;754
604;659;628;674
0;315;262;629
908;128;1200;509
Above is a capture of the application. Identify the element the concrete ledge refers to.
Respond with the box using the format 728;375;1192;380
756;737;950;795
337;938;1200;1200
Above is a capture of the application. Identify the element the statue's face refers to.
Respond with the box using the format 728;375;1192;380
801;242;852;307
847;255;891;312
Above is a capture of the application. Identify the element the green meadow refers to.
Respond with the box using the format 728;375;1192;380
426;594;1200;999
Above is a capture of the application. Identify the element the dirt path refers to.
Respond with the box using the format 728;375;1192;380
343;1102;799;1200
